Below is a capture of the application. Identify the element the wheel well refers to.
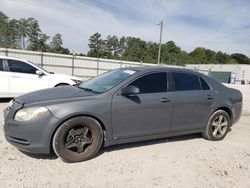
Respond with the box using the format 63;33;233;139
54;83;69;87
214;107;232;120
50;114;106;154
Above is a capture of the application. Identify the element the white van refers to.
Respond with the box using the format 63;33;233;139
0;56;82;98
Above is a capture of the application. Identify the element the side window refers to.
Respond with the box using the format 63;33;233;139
172;72;201;91
200;77;210;90
8;60;37;74
129;72;167;94
0;59;3;71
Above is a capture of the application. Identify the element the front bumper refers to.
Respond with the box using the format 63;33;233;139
4;103;60;154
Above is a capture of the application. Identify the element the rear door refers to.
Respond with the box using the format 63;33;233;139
0;59;10;97
169;72;216;132
7;59;50;96
112;72;172;139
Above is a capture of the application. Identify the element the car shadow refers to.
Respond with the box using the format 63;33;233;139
102;133;201;154
19;150;58;160
19;133;203;161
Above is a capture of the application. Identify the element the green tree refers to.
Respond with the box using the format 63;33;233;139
123;37;146;62
114;36;127;59
189;47;208;64
49;33;70;54
0;12;9;47
231;53;250;64
26;18;42;51
18;18;29;49
165;41;181;54
161;41;184;65
204;49;216;63
215;51;230;64
7;19;21;48
87;32;104;58
38;33;50;52
50;33;62;49
143;42;158;63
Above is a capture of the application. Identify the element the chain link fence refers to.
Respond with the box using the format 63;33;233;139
0;48;182;80
1;47;249;83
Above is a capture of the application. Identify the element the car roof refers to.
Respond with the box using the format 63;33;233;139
0;56;28;62
122;66;199;74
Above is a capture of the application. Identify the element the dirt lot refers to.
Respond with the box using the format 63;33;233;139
0;84;249;188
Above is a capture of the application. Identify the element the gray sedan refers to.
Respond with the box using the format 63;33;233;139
4;67;242;162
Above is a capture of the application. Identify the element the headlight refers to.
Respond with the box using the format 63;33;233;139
14;107;49;122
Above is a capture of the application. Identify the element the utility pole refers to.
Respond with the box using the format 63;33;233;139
157;20;163;65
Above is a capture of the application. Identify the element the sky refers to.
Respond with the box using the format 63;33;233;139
1;0;250;56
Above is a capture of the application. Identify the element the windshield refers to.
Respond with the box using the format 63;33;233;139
79;69;137;93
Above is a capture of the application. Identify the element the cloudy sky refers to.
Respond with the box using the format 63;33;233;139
1;0;250;56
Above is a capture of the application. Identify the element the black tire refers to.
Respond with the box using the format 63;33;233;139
202;110;231;141
52;116;103;163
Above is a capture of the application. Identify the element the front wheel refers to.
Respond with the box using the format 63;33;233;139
202;110;231;141
52;116;103;163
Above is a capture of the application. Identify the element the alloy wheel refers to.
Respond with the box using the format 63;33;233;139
211;115;228;139
65;126;93;153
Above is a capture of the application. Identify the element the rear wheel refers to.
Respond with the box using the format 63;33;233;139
52;116;103;163
202;110;230;141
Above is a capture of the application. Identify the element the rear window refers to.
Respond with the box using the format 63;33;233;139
0;59;3;71
172;72;201;91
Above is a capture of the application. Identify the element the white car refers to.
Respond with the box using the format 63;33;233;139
0;56;82;98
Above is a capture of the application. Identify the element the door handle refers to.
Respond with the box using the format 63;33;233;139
160;97;170;103
11;76;20;78
206;95;214;100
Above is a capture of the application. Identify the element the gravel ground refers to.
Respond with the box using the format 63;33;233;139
0;84;249;188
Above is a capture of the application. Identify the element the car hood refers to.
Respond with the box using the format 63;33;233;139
14;86;93;104
49;73;82;81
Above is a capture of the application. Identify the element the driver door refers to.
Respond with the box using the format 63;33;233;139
111;72;172;139
7;59;50;96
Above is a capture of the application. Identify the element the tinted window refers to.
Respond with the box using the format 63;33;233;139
8;60;37;74
0;59;3;71
172;72;201;91
129;72;167;93
200;77;210;90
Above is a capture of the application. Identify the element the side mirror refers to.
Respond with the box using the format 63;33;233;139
36;70;44;76
120;85;140;96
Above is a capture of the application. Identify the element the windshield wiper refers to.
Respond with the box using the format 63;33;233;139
82;87;94;92
77;86;99;93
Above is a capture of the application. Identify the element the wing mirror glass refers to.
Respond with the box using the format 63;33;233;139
120;85;140;96
36;70;44;76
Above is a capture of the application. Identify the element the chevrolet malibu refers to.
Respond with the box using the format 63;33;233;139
4;67;242;163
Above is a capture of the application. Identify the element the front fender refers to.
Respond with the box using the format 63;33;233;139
45;97;113;140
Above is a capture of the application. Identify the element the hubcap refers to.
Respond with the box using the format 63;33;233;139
65;127;92;153
211;115;228;138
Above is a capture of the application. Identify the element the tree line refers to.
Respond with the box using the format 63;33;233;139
0;12;70;54
0;11;249;65
87;32;250;65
